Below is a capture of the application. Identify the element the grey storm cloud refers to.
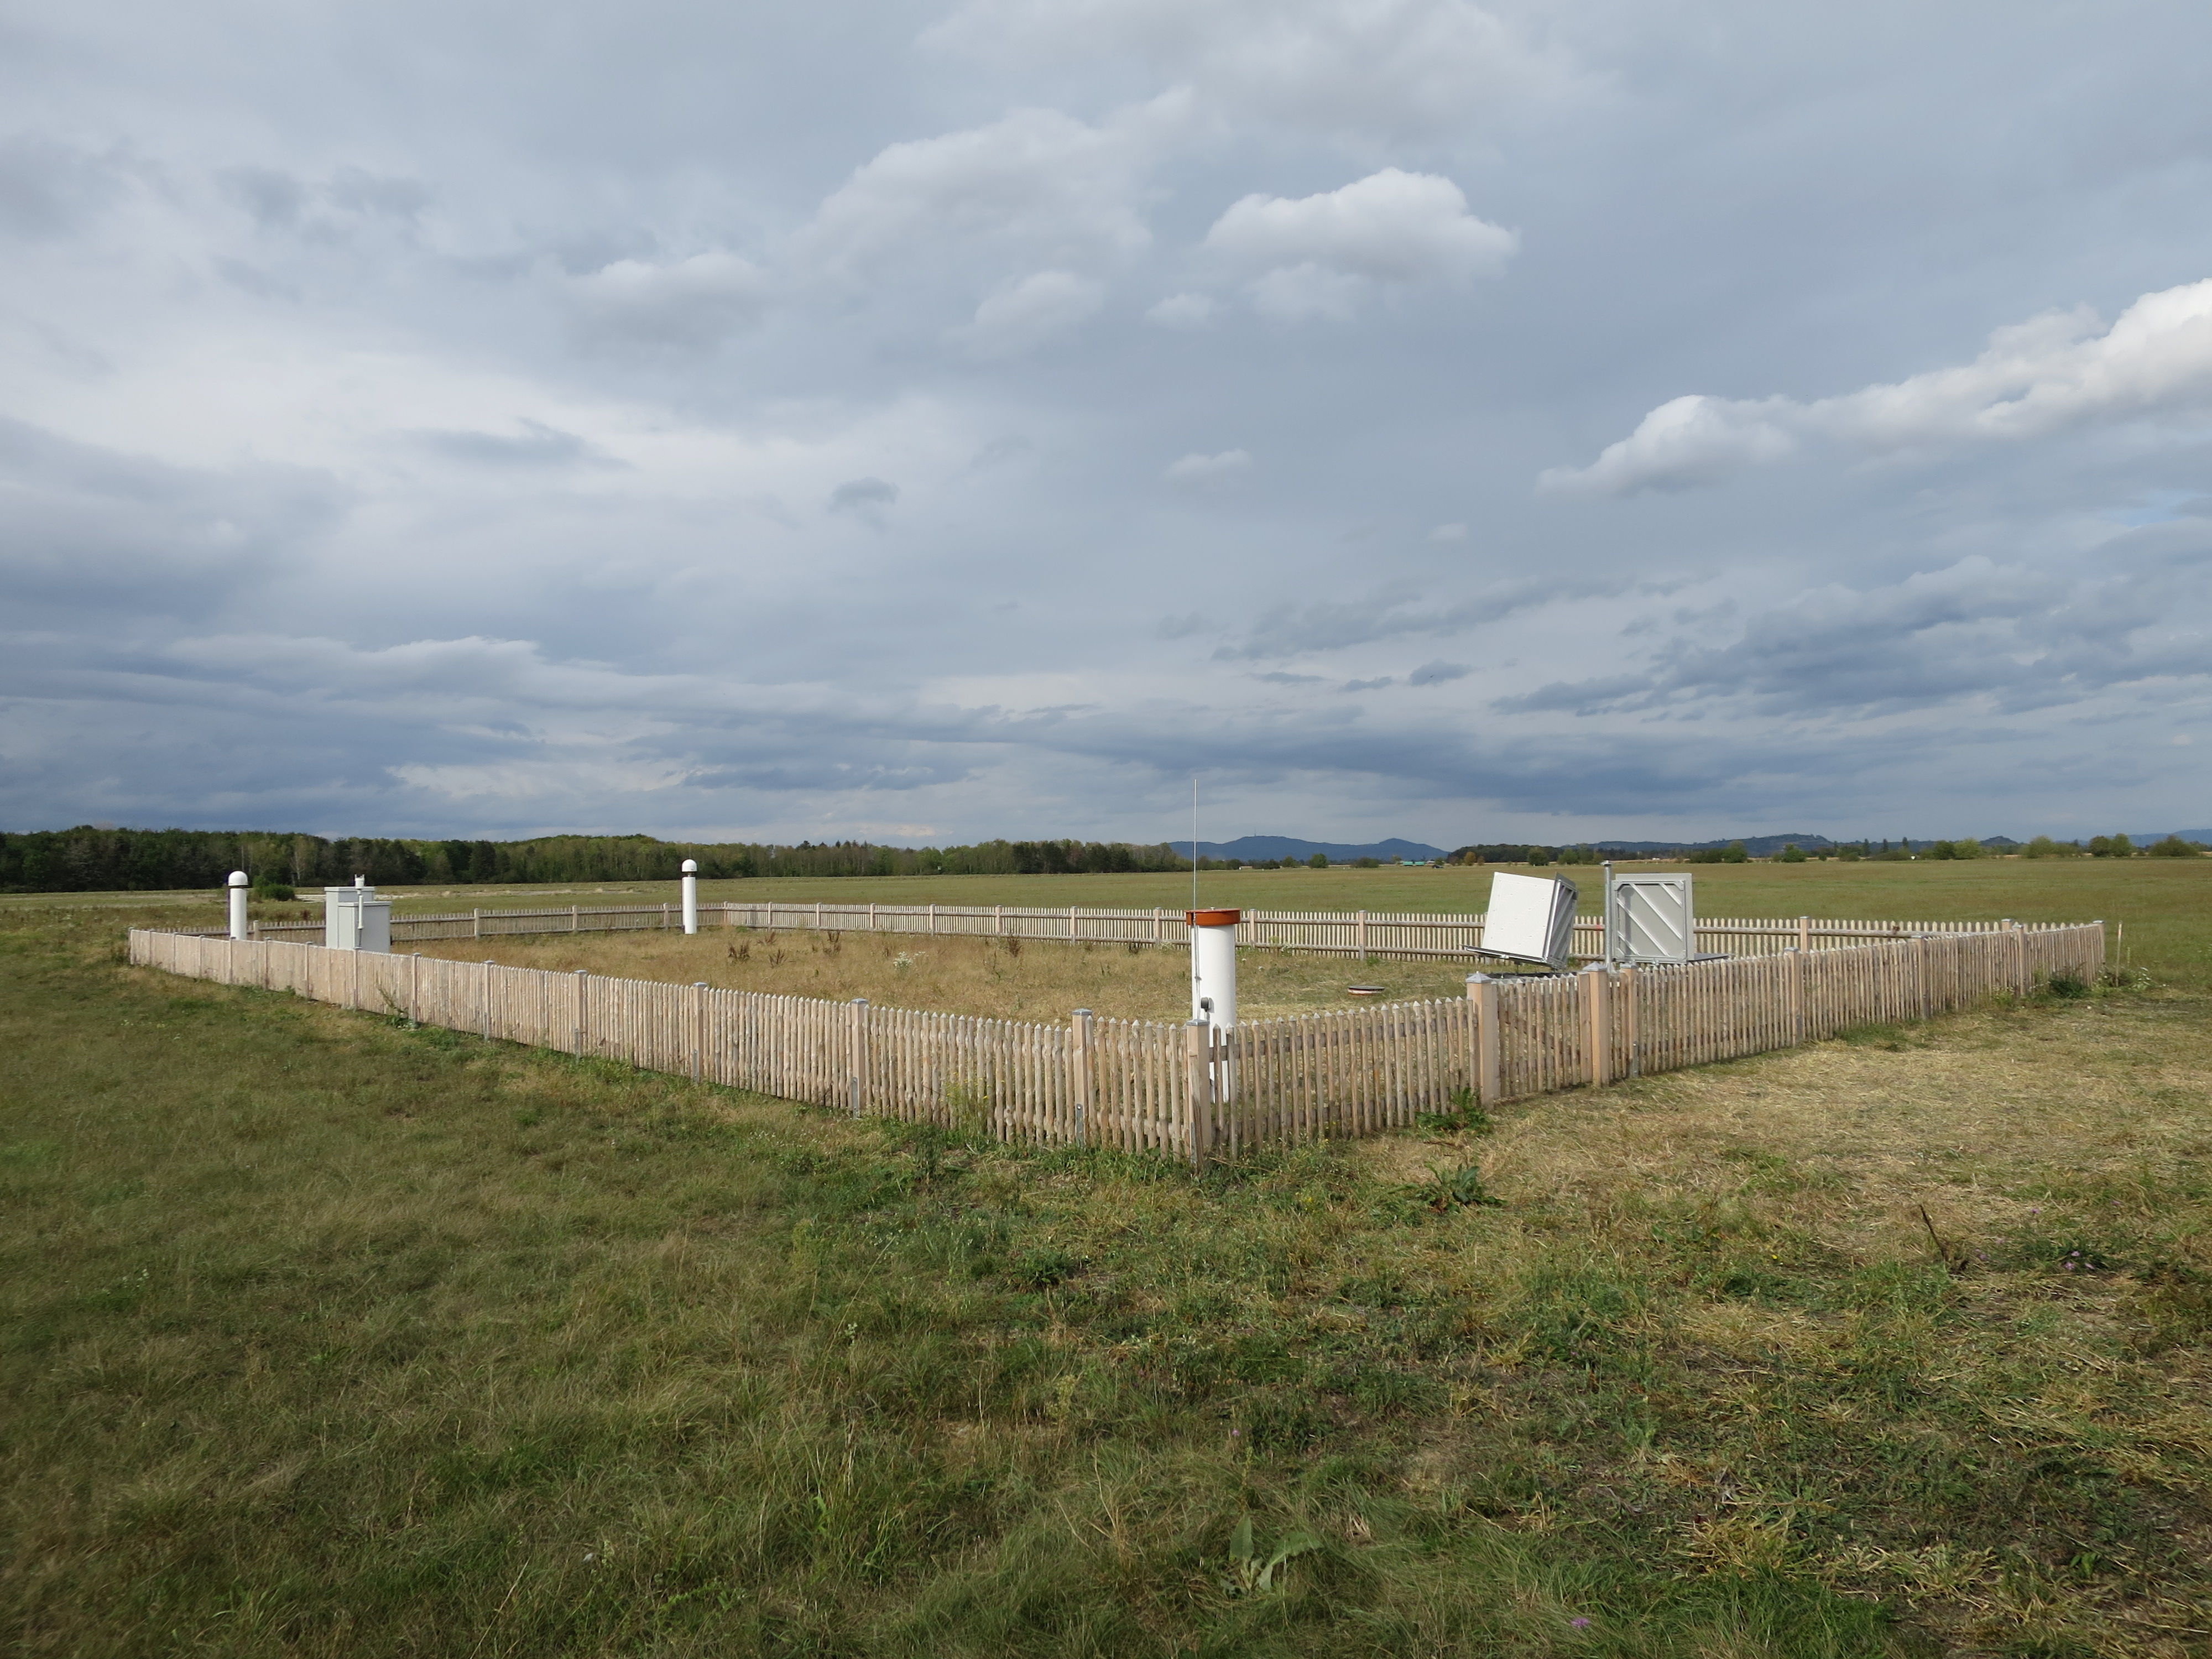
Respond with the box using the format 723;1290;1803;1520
5;0;2212;846
412;420;613;469
828;477;900;513
0;135;137;239
1494;540;2212;722
0;418;345;623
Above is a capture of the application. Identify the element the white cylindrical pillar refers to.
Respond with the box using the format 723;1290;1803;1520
680;859;699;935
1187;907;1239;1030
1189;907;1239;1109
227;870;249;940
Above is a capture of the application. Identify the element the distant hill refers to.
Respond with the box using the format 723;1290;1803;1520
1192;836;1448;864
1190;828;2206;870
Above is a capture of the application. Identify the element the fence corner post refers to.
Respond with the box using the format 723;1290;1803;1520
1582;962;1612;1088
1185;1018;1213;1173
1071;1008;1093;1146
573;966;587;1056
1469;973;1500;1107
849;998;869;1118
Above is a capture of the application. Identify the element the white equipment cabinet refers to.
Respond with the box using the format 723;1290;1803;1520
1483;872;1579;968
324;879;392;952
1608;873;1695;964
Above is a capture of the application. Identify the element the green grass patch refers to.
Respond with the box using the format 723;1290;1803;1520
3;894;2210;1653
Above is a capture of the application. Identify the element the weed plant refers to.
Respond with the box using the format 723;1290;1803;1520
3;887;2210;1655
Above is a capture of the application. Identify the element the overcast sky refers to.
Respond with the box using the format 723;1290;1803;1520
4;1;2210;846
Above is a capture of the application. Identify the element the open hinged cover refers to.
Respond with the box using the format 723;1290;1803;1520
1483;872;1579;968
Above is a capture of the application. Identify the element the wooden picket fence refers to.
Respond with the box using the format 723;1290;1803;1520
131;919;2105;1169
233;896;2090;965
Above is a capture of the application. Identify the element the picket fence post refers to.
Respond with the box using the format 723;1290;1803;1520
1468;974;1500;1107
849;998;869;1117
1583;962;1612;1088
1185;1019;1212;1173
1071;1008;1093;1146
1620;962;1640;1077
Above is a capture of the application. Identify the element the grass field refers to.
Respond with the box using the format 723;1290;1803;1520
92;857;2210;994
4;864;2210;1655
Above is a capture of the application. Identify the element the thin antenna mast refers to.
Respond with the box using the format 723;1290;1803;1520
1191;775;1199;909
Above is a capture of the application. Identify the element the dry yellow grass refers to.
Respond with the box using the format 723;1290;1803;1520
411;926;1485;1022
1383;993;2212;1265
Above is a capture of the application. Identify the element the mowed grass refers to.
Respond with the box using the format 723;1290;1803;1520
409;928;1488;1024
2;865;2210;1655
163;854;2212;995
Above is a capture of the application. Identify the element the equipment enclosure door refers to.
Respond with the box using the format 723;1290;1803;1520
1611;874;1693;964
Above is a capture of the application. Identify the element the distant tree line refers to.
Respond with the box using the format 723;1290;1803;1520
1444;843;1754;867
6;823;2201;894
0;827;1194;894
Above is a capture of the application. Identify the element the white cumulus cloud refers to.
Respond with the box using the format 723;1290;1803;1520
566;252;769;348
1146;291;1218;328
1164;448;1251;481
796;104;1162;283
923;0;1578;141
955;270;1107;356
1203;169;1516;320
1544;278;2212;495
